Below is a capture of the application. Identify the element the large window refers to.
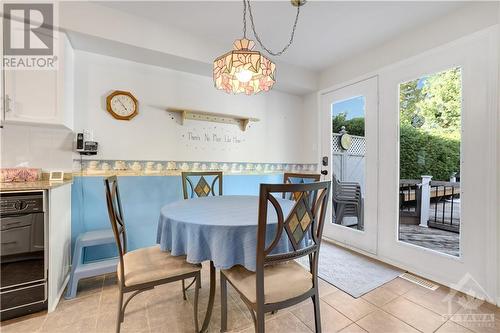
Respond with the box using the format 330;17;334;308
398;67;462;257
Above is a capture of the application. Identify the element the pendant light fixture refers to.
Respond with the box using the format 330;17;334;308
213;0;306;95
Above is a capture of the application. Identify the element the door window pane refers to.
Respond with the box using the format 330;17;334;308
332;96;365;231
398;67;462;257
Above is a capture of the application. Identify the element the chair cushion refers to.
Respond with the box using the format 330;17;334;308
222;261;313;304
118;245;201;287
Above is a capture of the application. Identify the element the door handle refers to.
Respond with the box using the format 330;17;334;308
321;170;328;176
5;94;12;112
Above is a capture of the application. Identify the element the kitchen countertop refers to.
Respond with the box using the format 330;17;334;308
0;179;73;192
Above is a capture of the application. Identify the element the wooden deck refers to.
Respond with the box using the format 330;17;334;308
399;224;459;257
400;186;461;202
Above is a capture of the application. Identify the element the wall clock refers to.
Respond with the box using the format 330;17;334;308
106;90;138;120
340;133;352;150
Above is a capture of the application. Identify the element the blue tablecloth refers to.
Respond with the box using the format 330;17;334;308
156;195;297;271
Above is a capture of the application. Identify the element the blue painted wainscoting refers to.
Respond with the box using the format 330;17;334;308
71;174;283;261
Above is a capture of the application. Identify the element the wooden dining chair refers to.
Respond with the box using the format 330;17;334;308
283;172;321;201
104;176;202;333
180;171;223;294
283;172;321;184
181;171;223;199
220;181;331;333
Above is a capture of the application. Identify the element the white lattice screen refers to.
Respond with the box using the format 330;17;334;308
332;134;366;156
332;133;366;195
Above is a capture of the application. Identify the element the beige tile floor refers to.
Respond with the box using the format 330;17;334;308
1;263;498;333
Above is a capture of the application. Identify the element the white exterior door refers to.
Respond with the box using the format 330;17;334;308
377;28;498;300
320;76;379;254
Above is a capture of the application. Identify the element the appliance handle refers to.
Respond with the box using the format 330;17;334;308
1;212;42;218
0;278;46;291
1;241;18;245
0;299;47;313
2;220;25;228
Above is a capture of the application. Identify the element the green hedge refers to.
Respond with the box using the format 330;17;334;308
400;124;460;181
332;116;365;136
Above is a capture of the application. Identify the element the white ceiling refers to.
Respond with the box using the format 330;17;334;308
96;1;466;71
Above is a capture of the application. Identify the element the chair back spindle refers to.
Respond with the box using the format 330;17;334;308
181;171;223;199
104;176;127;285
283;173;321;202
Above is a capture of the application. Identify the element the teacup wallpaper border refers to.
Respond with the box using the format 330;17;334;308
73;159;319;176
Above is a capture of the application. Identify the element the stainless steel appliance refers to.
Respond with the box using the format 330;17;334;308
0;191;47;320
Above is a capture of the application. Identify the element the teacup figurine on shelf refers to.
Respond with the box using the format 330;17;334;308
210;163;219;170
221;163;229;172
86;161;103;175
192;162;200;171
88;161;99;170
166;161;177;170
156;163;164;172
201;163;208;171
101;162;111;171
255;164;263;172
114;161;126;170
181;162;189;171
130;161;142;172
145;162;157;174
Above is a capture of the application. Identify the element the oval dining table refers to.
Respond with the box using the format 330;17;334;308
156;195;296;332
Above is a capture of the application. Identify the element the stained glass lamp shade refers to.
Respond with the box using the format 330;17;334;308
213;38;276;95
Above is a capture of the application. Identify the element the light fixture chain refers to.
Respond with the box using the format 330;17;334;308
246;0;301;57
242;0;247;38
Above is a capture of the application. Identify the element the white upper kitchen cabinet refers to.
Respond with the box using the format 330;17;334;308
3;30;74;130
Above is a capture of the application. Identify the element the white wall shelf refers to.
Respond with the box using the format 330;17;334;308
167;108;259;131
